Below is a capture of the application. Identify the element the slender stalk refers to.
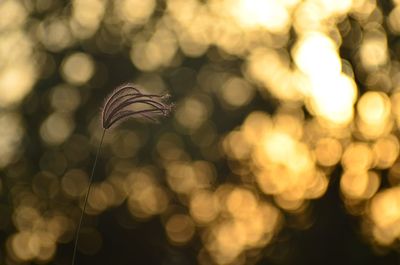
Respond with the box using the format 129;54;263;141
71;129;106;265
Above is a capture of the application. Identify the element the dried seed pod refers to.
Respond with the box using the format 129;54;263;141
102;83;173;129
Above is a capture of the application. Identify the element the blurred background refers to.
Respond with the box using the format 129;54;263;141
1;0;400;264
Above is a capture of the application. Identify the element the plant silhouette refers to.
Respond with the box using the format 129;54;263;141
71;83;173;265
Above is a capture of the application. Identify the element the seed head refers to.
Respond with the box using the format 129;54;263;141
102;83;173;129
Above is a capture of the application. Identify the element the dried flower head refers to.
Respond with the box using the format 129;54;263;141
102;83;173;129
71;83;173;265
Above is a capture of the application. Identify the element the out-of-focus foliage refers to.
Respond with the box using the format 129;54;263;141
1;0;400;264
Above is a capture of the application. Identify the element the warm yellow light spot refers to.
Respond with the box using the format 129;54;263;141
340;170;379;200
360;34;388;70
259;202;281;233
242;111;272;145
293;32;341;76
273;113;303;140
111;130;141;159
137;185;169;215
388;6;400;34
190;190;220;224
87;183;116;213
223;130;251;160
9;230;56;262
294;2;325;32
46;215;70;243
370;187;400;229
175;21;210;57
371;226;397;246
116;0;155;24
71;0;105;37
0;0;27;30
205;199;281;264
320;0;353;15
356;91;392;139
32;231;56;262
166;163;198;194
166;214;195;245
351;0;377;20
167;0;200;25
226;188;257;219
166;161;214;195
372;135;400;169
0;65;36;107
210;222;246;264
37;19;73;52
229;0;290;33
294;0;351;31
274;196;305;212
341;143;373;171
357;91;391;124
61;53;95;85
262;132;296;165
315;137;343;167
246;48;304;101
126;171;169;218
61;169;89;198
308;74;357;125
220;77;255;108
10;232;35;261
175;96;210;132
40;112;74;145
305;170;329;199
130;27;177;71
256;166;291;195
13;206;40;231
267;133;312;173
255;127;319;203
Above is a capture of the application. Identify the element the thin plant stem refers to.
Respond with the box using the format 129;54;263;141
71;128;106;265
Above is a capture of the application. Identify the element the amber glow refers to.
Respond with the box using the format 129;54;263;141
369;187;400;244
228;0;291;33
2;0;400;263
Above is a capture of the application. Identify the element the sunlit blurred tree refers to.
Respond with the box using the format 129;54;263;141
1;0;400;264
